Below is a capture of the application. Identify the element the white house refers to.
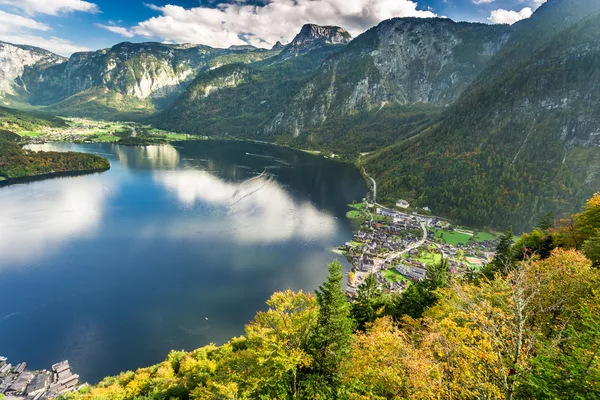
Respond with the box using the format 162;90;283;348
396;199;410;209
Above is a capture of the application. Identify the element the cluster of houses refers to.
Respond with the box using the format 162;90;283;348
0;357;84;399
344;204;500;298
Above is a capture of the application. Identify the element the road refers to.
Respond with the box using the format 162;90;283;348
383;221;428;265
362;167;376;204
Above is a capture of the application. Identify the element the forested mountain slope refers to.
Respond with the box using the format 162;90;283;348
366;6;600;232
155;20;510;153
0;105;66;132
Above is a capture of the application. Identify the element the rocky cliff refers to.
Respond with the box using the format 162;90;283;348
264;18;511;138
0;41;64;105
0;41;277;119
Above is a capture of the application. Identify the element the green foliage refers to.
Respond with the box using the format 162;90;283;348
0;106;66;132
310;260;354;391
0;130;110;180
392;257;450;319
352;273;386;330
483;226;514;278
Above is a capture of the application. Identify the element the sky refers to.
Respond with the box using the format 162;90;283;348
0;0;547;56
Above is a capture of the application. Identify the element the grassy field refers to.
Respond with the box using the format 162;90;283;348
413;251;444;266
346;210;363;219
346;203;367;221
434;230;471;246
383;269;409;283
19;131;41;137
434;228;499;245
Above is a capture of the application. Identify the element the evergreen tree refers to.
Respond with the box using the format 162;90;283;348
484;226;514;278
392;257;450;319
352;273;385;330
536;210;556;231
310;260;355;389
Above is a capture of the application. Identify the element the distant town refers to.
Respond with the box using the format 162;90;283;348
343;199;499;297
0;357;84;400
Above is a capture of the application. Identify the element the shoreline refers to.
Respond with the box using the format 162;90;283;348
0;167;110;188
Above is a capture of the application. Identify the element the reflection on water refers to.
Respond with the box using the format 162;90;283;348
154;170;336;244
0;141;367;384
115;145;181;170
0;178;114;264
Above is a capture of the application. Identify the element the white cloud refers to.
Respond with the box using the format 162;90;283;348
488;7;533;25
0;10;50;33
0;9;89;56
473;0;495;4
110;0;436;49
96;23;135;38
0;0;99;15
531;0;547;9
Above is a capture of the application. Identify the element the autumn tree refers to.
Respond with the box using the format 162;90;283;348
576;193;600;266
427;249;599;400
341;317;443;399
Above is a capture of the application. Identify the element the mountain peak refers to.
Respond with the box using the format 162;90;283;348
290;24;352;47
271;41;285;51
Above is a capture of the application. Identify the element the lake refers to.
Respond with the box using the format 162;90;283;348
0;141;367;383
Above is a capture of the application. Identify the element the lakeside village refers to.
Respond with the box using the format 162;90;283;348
0;357;85;399
342;199;500;297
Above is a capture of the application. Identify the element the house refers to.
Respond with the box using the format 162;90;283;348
396;200;410;209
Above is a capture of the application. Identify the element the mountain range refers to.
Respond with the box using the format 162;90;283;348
0;0;599;231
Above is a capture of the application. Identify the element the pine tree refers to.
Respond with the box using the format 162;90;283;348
392;257;450;319
353;273;384;330
484;226;514;278
310;260;355;387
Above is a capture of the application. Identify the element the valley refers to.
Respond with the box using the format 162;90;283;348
1;0;600;397
1;0;599;232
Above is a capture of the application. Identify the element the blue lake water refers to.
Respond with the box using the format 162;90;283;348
0;141;367;383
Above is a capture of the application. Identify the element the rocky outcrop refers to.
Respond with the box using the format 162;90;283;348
0;41;64;103
265;18;511;137
290;24;352;47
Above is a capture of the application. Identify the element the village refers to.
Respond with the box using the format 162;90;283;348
343;199;499;297
0;357;85;400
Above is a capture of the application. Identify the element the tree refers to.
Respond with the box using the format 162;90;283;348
309;260;355;391
347;271;356;286
512;228;554;261
238;290;318;398
483;226;514;278
536;210;555;231
392;258;450;319
427;249;599;400
352;273;385;330
576;193;600;266
341;317;443;399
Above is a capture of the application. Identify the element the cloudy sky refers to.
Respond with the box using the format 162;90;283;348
0;0;547;56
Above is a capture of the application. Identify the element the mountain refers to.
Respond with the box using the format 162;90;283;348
365;1;600;232
0;41;65;107
0;41;278;120
155;20;511;152
153;25;353;140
